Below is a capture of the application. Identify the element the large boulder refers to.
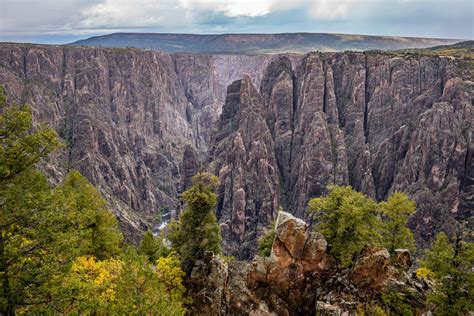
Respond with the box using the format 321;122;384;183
273;211;308;258
248;211;333;313
250;212;332;286
349;246;391;291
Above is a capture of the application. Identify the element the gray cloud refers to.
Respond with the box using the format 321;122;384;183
0;0;472;43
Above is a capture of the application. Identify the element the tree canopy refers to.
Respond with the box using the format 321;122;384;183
139;230;170;263
0;88;187;315
169;172;221;273
308;185;416;267
257;220;276;257
420;231;474;315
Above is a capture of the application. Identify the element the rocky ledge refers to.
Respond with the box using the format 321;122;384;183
187;211;429;315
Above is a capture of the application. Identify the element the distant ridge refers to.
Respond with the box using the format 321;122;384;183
70;32;461;54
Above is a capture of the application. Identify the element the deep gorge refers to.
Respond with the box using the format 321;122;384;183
0;43;472;259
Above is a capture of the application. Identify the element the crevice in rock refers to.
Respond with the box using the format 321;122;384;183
61;48;67;92
363;55;369;143
22;48;27;80
322;64;327;114
288;72;298;190
64;101;76;172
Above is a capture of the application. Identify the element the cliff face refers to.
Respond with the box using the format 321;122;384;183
0;43;471;252
0;44;272;241
210;52;472;257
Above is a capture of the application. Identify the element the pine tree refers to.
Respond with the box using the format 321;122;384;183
0;87;61;185
379;192;416;254
308;186;383;267
308;186;417;268
0;87;187;314
257;221;276;257
421;231;474;315
169;172;221;273
55;170;123;260
139;230;169;263
0;87;61;315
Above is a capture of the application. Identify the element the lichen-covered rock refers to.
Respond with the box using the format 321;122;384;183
273;211;308;258
187;252;277;316
249;212;333;302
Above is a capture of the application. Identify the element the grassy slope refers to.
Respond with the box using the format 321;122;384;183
395;41;474;59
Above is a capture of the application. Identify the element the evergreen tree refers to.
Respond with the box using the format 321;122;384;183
0;170;54;314
421;231;474;315
55;170;123;260
111;246;186;315
139;230;169;263
169;172;221;273
309;186;417;268
0;87;61;315
0;87;188;314
0;87;61;185
308;186;383;267
0;169;126;314
379;192;416;254
257;221;276;257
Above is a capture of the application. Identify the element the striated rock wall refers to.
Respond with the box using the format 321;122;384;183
0;43;471;252
210;52;472;257
0;44;271;242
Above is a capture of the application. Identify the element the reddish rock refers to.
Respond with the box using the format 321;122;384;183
188;212;428;315
249;211;333;304
349;246;391;291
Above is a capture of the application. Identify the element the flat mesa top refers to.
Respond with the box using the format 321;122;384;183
69;32;462;54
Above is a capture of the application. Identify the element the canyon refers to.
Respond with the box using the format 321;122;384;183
0;43;472;258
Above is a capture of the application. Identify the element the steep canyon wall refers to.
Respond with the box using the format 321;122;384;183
0;44;471;256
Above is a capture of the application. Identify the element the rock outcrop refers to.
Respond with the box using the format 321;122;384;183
0;43;471;253
209;76;280;259
187;211;429;315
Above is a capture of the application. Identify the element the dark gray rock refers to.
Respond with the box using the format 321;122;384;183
0;43;471;253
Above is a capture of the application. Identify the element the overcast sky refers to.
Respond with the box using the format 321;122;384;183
1;0;473;44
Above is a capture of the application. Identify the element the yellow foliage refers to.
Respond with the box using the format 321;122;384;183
66;256;123;307
155;252;186;295
416;267;434;279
